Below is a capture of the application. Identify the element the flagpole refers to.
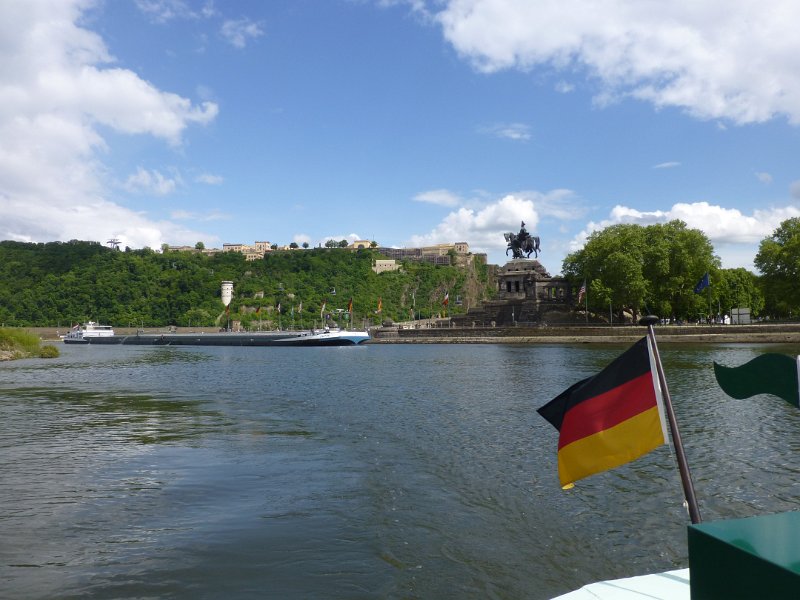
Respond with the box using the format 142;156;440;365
584;280;588;324
640;315;702;524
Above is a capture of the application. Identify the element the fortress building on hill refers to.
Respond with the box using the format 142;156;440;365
222;241;272;261
169;239;487;267
375;242;484;266
166;242;272;260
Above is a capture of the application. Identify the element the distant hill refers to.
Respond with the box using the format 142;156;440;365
0;240;495;327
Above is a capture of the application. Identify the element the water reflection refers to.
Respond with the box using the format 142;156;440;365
2;342;800;598
2;387;224;445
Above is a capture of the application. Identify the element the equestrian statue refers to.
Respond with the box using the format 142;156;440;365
505;221;540;259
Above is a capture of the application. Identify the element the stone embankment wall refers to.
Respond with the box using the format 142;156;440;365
370;323;800;344
20;323;800;344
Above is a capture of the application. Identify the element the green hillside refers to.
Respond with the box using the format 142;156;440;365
0;240;494;328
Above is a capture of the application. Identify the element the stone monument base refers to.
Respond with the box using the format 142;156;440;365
450;259;576;327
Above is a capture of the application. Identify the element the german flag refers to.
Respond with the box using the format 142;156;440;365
538;337;668;487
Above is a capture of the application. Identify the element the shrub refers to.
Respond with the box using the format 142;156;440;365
0;328;40;355
39;345;60;358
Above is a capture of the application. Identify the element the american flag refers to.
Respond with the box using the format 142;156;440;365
578;280;587;304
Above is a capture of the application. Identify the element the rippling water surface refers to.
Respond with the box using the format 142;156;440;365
2;340;800;599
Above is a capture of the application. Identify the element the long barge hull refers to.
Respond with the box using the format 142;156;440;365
79;332;369;347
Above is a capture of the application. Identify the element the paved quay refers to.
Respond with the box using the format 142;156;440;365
368;323;800;344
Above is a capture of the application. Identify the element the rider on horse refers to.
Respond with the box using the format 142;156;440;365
505;221;540;259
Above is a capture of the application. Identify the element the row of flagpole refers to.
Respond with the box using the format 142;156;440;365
577;271;712;326
225;289;452;330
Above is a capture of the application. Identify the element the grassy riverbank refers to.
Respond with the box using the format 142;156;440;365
0;328;59;360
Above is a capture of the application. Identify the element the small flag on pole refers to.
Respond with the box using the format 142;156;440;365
442;291;449;306
348;297;353;313
694;272;710;294
537;337;668;487
377;297;382;313
320;301;326;318
714;354;800;408
578;280;586;304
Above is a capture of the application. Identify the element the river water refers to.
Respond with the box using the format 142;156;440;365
2;340;800;599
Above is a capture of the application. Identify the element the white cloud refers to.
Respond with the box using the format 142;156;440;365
479;122;531;141
406;195;539;252
653;161;680;169
124;167;182;196
555;80;575;93
756;171;773;184
220;18;264;49
408;191;579;259
414;189;462;207
170;209;228;222
135;0;216;23
569;201;800;270
0;0;217;250
433;0;800;124
293;233;312;246
195;173;223;185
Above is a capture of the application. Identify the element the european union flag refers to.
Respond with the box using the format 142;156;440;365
693;272;710;294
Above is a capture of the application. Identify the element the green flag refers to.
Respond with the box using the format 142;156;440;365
713;354;800;407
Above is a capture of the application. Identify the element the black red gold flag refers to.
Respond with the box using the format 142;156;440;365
538;337;668;487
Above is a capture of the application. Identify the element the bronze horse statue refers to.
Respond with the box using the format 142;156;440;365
505;230;540;259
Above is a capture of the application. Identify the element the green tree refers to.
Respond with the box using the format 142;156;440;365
195;241;205;250
642;221;718;321
0;241;494;327
715;268;764;320
755;217;800;318
563;221;718;322
563;224;648;321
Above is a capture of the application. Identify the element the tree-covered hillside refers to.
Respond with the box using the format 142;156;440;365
0;240;493;327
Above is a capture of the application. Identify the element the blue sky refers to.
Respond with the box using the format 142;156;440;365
3;0;800;274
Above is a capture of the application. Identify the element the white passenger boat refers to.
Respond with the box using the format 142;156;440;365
62;321;115;344
70;325;369;346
